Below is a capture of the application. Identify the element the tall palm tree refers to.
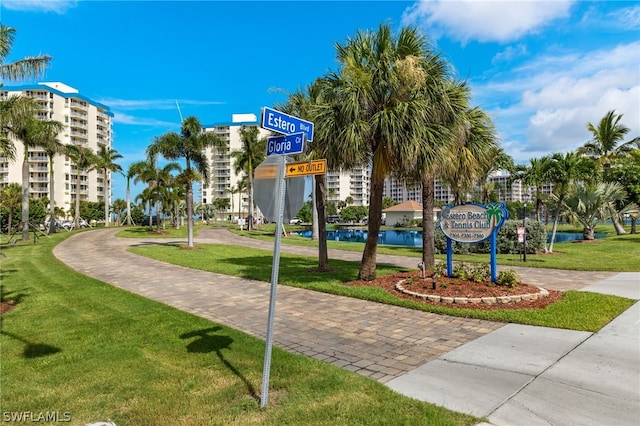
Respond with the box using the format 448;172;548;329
14;117;64;240
276;80;331;270
230;126;266;231
39;120;65;234
314;24;436;281
94;145;123;227
579;110;639;173
66;144;97;230
123;164;139;225
149;116;224;247
111;198;127;225
545;151;593;252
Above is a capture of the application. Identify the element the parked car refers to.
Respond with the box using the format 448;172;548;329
326;215;341;224
289;218;302;225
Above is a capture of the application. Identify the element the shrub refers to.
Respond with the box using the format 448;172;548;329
496;269;521;287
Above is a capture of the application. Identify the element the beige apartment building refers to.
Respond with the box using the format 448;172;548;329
201;114;271;220
0;82;113;218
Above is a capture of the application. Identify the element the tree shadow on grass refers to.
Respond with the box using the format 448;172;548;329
180;327;259;401
1;330;61;358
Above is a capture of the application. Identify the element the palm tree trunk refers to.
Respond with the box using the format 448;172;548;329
21;149;29;241
421;173;436;268
315;174;328;271
74;171;81;230
104;168;110;228
583;226;595;240
125;178;133;225
610;210;627;235
186;182;194;247
359;175;384;281
548;195;564;253
248;175;254;231
311;175;319;241
631;216;637;234
48;158;56;234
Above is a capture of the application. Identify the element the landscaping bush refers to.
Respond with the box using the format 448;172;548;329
464;219;547;254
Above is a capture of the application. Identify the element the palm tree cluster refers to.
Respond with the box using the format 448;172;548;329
275;24;504;280
514;110;639;251
1;24;123;239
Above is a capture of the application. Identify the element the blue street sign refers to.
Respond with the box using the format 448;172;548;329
261;107;314;142
266;132;305;156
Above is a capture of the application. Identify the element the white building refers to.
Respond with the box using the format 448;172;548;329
0;82;113;217
201;114;271;220
326;167;371;207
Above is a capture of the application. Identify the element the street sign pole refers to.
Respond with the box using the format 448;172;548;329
260;154;286;408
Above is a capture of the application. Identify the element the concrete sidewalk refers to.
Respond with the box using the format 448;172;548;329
387;274;640;425
53;228;640;425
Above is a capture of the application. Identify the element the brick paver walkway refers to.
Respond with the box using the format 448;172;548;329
53;228;612;383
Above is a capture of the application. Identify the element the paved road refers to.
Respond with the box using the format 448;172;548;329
54;228;640;425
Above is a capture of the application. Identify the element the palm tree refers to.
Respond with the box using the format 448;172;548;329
1;24;51;81
230;126;266;231
562;181;638;240
94;145;123;228
66;144;97;230
111;198;127;225
439;106;499;205
226;185;238;220
39;120;65;234
131;154;180;230
0;182;21;234
516;156;553;222
0;95;37;161
149;116;224;247
276;80;331;269
314;24;436;281
545;151;593;252
14;117;64;240
579;110;639;173
0;24;51;162
123;164;139;225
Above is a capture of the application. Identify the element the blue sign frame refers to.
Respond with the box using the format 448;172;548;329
261;106;314;142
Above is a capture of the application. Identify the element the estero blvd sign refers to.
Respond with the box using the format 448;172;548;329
439;203;507;243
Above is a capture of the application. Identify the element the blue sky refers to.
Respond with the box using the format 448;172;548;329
2;0;639;202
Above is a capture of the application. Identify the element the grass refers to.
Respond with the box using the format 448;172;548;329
1;233;480;426
129;242;635;332
230;223;640;272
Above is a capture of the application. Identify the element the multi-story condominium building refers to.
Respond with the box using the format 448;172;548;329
383;171;546;205
201;114;271;219
325;167;371;207
0;82;113;218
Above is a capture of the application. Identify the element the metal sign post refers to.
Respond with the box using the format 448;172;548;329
260;154;286;408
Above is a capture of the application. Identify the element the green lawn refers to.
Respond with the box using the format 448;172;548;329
129;242;634;332
1;233;480;426
227;223;640;272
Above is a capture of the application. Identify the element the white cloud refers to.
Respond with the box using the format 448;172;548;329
96;98;225;111
402;0;575;43
1;0;78;14
112;112;177;127
475;41;640;161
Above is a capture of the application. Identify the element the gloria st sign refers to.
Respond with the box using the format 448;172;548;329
261;106;314;142
266;132;305;156
439;203;507;243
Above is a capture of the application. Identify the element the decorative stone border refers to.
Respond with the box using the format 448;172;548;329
395;280;549;305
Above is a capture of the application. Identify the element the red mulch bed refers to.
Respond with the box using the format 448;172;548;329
345;270;563;310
